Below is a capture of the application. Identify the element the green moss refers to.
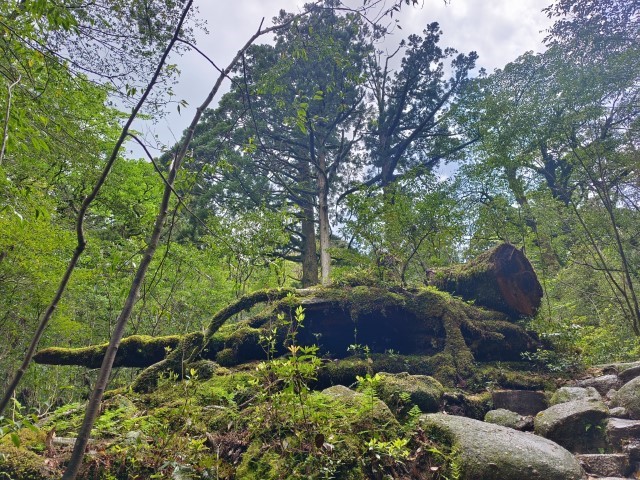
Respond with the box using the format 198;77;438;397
34;334;182;368
235;442;287;480
472;363;552;391
376;372;445;415
0;444;47;480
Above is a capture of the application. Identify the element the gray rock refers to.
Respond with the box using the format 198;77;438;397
600;360;640;373
606;388;618;401
491;389;548;416
611;376;640;419
623;440;640;462
575;453;630;478
550;386;602;405
484;408;533;431
607;418;640;450
576;375;621;396
376;372;444;414
534;399;610;453
420;413;584;480
124;430;143;445
609;406;629;419
618;363;640;385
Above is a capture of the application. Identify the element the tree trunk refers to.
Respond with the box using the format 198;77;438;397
427;243;543;318
317;151;331;285
299;161;319;287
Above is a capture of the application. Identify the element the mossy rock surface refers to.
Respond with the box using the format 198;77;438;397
321;385;400;434
376;372;444;414
421;413;584;480
484;409;533;431
0;444;50;480
550;386;601;405
35;285;541;395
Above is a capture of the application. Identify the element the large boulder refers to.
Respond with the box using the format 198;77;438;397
534;399;610;453
376;372;444;414
550;386;601;405
611;376;640;419
421;413;584;480
602;361;640;385
491;389;548;416
576;375;621;396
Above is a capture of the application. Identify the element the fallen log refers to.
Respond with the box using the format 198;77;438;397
33;335;181;369
427;243;543;318
35;286;540;391
33;245;543;391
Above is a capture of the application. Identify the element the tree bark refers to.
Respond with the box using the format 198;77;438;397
316;151;331;285
299;161;319;287
427;243;543;318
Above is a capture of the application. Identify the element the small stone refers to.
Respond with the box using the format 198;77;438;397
623;440;640;462
576;453;631;478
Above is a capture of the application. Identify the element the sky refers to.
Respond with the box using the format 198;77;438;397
126;0;553;158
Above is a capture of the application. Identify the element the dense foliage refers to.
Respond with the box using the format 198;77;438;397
0;0;638;477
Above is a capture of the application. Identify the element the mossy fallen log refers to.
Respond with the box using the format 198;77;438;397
34;286;541;392
427;243;543;318
33;246;544;391
33;335;181;368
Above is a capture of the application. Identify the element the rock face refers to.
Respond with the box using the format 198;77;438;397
612;376;640;419
606;418;640;450
376;372;444;414
421;413;584;480
550;386;602;405
534;400;609;453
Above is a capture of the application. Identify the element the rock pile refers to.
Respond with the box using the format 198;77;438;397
379;361;640;479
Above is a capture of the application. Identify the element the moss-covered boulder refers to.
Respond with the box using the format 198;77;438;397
442;391;493;420
321;385;400;434
420;413;584;480
550;386;601;405
36;285;541;393
0;444;51;480
375;372;444;415
534;399;610;453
